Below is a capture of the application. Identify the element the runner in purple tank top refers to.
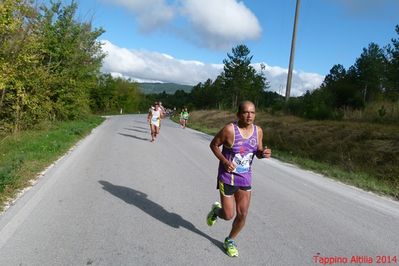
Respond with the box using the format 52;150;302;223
207;100;272;257
217;121;257;187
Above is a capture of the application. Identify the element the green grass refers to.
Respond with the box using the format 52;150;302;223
270;150;394;196
0;116;104;210
174;110;399;200
182;122;219;136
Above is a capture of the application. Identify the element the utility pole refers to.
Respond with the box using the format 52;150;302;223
285;0;301;102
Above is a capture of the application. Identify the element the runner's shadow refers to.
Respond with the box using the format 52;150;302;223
99;180;224;251
124;128;149;134
131;125;149;130
118;133;150;142
132;120;148;125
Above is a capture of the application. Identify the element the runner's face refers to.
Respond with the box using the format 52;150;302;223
238;104;256;125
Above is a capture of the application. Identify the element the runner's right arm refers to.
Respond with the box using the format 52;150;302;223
209;124;236;172
147;110;152;124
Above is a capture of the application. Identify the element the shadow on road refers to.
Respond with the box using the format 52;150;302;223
99;180;223;251
124;127;149;134
118;133;150;142
132;120;148;125
128;124;149;130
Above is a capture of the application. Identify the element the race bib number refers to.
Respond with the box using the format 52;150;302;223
233;153;253;173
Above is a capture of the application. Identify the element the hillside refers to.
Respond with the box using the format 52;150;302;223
138;82;192;94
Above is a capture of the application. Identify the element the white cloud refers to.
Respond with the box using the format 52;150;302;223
105;0;261;50
180;0;261;49
101;40;324;96
252;63;324;96
104;0;175;32
101;40;222;85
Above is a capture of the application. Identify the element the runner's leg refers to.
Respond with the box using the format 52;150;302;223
150;124;155;142
154;125;160;139
218;193;235;220
228;189;251;239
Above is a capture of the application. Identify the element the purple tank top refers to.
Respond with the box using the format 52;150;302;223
218;123;258;186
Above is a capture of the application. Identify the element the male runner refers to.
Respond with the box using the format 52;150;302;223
207;100;271;257
147;102;163;142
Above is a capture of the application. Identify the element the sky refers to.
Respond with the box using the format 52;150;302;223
69;0;398;96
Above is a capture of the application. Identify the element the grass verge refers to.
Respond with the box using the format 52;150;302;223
270;150;394;197
0;116;105;211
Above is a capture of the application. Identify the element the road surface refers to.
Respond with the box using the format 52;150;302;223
0;115;398;265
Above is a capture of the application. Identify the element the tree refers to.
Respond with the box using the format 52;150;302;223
320;64;363;109
354;43;387;103
171;90;190;109
36;0;105;120
0;0;106;132
191;79;218;109
385;24;399;101
212;76;225;109
0;0;49;132
221;45;268;109
190;82;205;108
89;73;117;113
112;78;141;113
321;64;346;88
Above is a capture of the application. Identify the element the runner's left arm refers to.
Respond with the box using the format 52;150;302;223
256;126;271;159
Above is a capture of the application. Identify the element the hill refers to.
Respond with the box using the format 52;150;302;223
138;82;192;94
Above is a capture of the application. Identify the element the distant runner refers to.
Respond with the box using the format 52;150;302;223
207;100;271;257
179;108;184;128
158;101;166;129
147;102;163;142
181;108;189;129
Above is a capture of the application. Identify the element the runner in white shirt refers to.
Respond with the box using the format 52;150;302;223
147;102;163;142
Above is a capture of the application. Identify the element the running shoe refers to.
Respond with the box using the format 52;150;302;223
224;237;239;257
206;202;221;226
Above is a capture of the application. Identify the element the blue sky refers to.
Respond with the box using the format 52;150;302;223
70;0;398;96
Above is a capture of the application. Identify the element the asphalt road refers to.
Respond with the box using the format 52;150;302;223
0;115;398;266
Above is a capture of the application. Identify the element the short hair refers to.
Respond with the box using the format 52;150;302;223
237;101;255;114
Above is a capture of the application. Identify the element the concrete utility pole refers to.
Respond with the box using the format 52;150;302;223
285;0;301;102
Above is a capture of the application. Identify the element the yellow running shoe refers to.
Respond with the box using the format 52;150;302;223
206;202;221;226
224;237;239;257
